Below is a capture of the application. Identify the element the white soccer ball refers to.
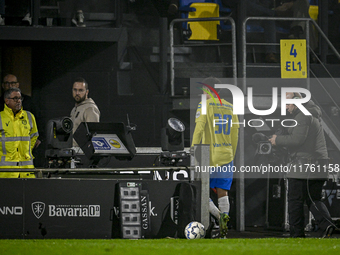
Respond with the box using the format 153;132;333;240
184;221;206;239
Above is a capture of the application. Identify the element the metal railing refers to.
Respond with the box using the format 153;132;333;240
240;16;340;232
242;17;340;147
241;16;340;85
169;16;237;97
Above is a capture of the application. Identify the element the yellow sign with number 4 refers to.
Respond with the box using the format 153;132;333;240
280;39;307;79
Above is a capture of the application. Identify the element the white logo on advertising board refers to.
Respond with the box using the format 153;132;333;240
31;202;101;218
48;205;100;217
32;202;46;219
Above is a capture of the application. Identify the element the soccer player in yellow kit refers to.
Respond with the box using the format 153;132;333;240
191;78;239;238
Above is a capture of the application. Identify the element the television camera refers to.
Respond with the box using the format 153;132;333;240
45;117;76;168
252;129;290;166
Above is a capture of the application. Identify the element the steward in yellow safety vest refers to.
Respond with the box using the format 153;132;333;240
0;88;39;178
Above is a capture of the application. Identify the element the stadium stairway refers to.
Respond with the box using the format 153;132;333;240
121;8;340;170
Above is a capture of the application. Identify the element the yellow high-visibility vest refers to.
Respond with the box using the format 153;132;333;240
0;104;38;178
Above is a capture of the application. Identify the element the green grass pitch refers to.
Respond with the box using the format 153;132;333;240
1;238;340;255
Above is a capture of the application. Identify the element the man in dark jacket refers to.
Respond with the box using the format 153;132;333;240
269;92;334;238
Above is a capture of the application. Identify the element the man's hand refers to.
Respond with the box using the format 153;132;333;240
269;135;277;146
34;139;41;149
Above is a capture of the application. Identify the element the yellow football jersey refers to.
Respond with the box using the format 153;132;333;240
192;97;239;167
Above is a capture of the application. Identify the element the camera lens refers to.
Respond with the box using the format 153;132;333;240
61;117;73;133
261;144;270;153
259;142;271;154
